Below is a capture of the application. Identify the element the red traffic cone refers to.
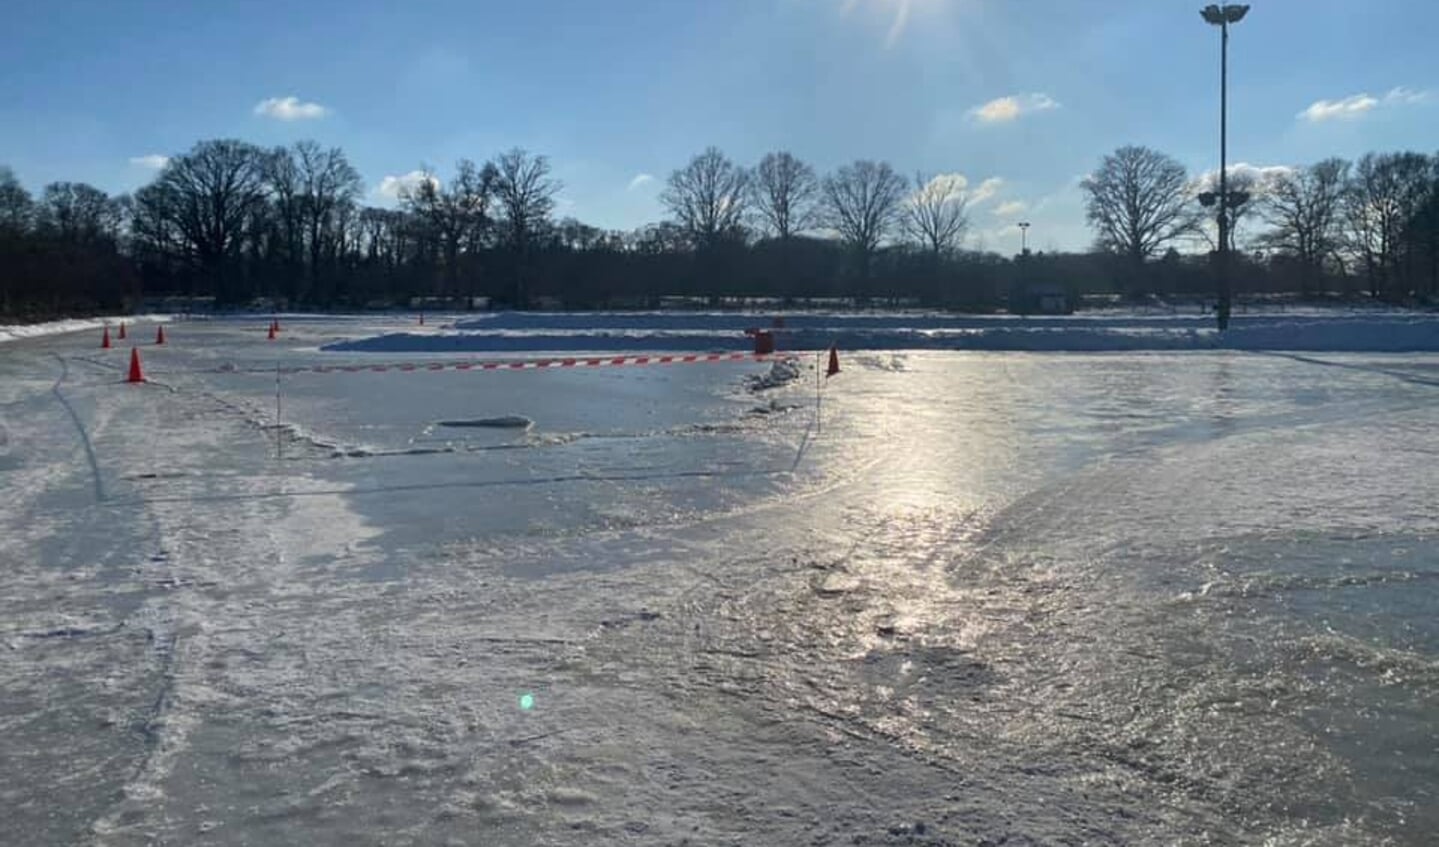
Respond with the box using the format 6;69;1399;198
155;325;166;345
127;348;145;383
101;325;111;349
118;321;127;340
267;323;277;340
826;346;840;377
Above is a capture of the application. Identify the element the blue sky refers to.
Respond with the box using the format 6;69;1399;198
2;0;1436;251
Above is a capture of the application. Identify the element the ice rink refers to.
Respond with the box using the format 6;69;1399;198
3;313;1438;845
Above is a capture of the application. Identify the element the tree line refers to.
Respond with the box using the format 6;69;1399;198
2;139;1437;319
1083;145;1439;301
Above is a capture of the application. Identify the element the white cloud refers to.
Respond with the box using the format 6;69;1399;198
627;173;655;191
1298;93;1378;122
1196;162;1294;188
992;200;1027;218
129;154;169;170
970;177;1004;205
908;173;1005;214
253;96;329;121
969;93;1059;124
374;170;438;202
1298;86;1430;123
918;172;967;195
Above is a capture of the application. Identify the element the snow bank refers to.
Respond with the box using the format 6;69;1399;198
323;313;1439;354
746;358;804;391
0;315;172;345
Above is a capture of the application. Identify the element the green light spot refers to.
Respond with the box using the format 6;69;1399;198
519;693;535;711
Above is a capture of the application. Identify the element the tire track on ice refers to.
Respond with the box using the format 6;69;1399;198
49;354;106;503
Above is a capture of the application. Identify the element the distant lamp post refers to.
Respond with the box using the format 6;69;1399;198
1201;3;1249;331
1017;221;1031;256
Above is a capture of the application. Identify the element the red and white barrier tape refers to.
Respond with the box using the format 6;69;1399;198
227;351;790;376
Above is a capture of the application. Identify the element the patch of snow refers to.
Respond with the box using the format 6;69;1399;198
746;357;804;392
0;314;173;345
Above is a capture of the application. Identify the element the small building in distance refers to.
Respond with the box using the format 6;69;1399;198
1010;282;1073;315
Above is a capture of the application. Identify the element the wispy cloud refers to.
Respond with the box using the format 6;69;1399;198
254;96;329;121
970;177;1004;205
627;173;655;191
884;0;912;49
128;154;169;170
1384;86;1430;105
992;200;1027;218
969;93;1059;124
374;170;437;202
1298;86;1430;122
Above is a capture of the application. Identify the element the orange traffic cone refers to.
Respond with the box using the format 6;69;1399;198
267;323;277;340
127;348;145;383
155;325;166;345
826;346;840;377
101;325;111;349
118;321;127;340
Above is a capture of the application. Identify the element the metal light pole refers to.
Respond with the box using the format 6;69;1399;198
1018;221;1031;256
1201;4;1249;331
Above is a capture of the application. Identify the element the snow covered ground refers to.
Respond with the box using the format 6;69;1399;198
327;308;1439;354
2;312;1438;845
0;314;171;346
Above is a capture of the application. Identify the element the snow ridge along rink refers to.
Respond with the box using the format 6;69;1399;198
2;313;1438;845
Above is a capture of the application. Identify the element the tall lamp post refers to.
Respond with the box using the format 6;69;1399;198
1201;3;1249;331
1017;221;1031;256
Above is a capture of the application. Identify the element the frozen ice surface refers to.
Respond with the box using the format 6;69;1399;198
1;313;1437;845
328;309;1439;354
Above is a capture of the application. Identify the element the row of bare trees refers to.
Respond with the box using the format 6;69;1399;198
660;147;972;275
0;139;568;315
0;166;135;315
5;137;1438;318
1081;145;1439;299
123;140;563;305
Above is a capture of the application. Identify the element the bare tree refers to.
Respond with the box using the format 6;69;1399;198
492;148;560;307
130;182;182;264
1342;151;1431;298
750;151;818;240
295;140;362;294
358;207;411;267
821;160;907;278
36;182;112;244
141;139;270;301
263;146;304;289
401;159;498;296
1257;158;1350;293
1082;145;1200;267
902;172;970;257
662;147;749;249
0;166;33;235
1404;155;1439;297
493;148;560;249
